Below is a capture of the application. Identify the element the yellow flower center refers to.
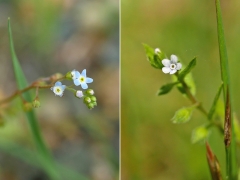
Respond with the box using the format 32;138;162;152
79;77;85;82
56;88;61;93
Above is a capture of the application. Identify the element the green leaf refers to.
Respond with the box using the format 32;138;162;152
208;83;223;120
157;82;179;96
171;104;197;123
178;57;196;81
142;43;165;69
191;124;210;144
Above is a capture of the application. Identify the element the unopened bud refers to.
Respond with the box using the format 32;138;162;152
76;90;84;98
86;89;94;95
154;48;161;54
90;96;97;102
84;97;91;104
32;99;41;108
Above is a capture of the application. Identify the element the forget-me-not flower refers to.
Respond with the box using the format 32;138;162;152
50;81;66;97
73;69;93;89
162;55;182;74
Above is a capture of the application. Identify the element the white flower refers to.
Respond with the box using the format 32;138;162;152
76;90;84;98
50;81;66;97
154;48;161;54
162;55;182;74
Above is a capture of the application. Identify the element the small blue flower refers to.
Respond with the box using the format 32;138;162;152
73;69;93;89
50;81;66;97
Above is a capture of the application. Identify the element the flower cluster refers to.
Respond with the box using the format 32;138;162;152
50;69;97;109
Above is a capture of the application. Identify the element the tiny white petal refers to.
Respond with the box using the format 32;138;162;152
170;55;178;63
170;69;177;74
155;48;161;54
176;63;182;70
162;59;171;67
162;67;171;74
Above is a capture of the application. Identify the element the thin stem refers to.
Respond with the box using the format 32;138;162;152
177;75;224;134
0;75;66;106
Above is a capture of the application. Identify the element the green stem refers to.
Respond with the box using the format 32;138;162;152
215;0;237;179
177;76;224;134
0;77;65;106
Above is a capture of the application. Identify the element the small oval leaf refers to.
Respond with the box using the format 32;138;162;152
142;43;165;69
171;107;193;123
191;125;210;144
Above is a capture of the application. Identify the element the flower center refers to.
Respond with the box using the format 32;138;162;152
79;77;85;82
170;64;176;70
56;88;61;93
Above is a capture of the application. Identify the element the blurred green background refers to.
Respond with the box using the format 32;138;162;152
121;0;240;179
0;0;119;180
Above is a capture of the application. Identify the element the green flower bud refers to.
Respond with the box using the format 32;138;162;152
86;89;94;95
32;99;41;108
87;103;95;110
65;71;73;80
90;96;97;102
84;97;91;104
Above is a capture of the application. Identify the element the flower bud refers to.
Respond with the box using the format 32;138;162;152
86;89;94;95
154;48;161;54
65;71;73;80
76;90;84;98
90;96;97;102
84;97;91;104
87;103;95;110
32;98;41;108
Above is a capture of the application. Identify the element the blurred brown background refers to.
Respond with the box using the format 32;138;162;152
0;0;119;179
121;0;240;179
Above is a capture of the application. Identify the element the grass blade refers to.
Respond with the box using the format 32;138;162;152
215;1;237;179
8;18;60;179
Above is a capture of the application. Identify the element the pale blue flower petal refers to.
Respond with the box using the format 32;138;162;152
55;81;62;86
74;79;81;86
61;85;66;90
81;69;86;77
74;71;81;78
81;83;88;89
86;78;93;83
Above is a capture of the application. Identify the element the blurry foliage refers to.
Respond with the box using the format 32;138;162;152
121;0;240;179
